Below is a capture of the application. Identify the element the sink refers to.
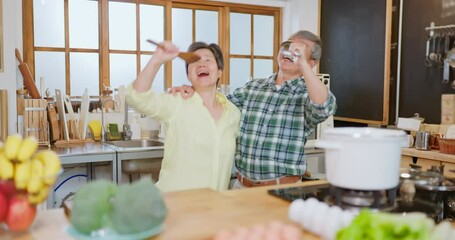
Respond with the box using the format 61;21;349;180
105;139;164;148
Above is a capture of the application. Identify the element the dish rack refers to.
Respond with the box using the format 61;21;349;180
438;138;455;154
22;99;50;148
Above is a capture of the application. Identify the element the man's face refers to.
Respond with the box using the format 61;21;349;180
277;38;316;74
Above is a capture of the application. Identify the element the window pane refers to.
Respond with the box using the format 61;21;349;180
109;2;136;50
230;13;251;55
34;51;66;95
110;54;137;89
140;4;164;52
33;0;64;47
172;8;192;51
230;58;250;92
253;15;274;56
70;53;99;96
69;0;99;49
172;58;189;87
141;55;165;93
196;10;218;44
253;59;273;79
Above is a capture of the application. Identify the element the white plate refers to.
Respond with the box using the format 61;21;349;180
66;223;163;240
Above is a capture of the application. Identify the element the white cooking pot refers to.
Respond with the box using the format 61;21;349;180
315;127;406;190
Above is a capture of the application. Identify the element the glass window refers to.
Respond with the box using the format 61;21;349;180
171;58;189;88
172;8;193;51
253;15;274;56
70;53;99;96
109;2;136;51
33;0;65;47
69;0;99;49
140;5;164;52
196;10;218;44
109;54;137;90
230;13;251;55
253;59;273;79
34;51;66;95
26;2;279;95
141;55;165;93
230;58;251;92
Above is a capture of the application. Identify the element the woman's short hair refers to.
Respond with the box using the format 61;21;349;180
185;42;224;74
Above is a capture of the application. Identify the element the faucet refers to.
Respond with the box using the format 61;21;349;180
122;99;132;140
101;99;118;143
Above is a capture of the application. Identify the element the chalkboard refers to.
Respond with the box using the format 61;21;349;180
320;0;392;124
399;0;455;124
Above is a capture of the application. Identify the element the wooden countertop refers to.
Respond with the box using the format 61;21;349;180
402;147;455;163
0;181;326;240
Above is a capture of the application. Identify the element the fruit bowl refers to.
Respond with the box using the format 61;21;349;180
0;169;62;232
0;135;62;232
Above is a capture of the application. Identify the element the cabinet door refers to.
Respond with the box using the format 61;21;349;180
442;162;455;178
320;0;392;124
401;156;441;171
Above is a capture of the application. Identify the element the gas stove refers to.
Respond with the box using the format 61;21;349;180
269;182;444;222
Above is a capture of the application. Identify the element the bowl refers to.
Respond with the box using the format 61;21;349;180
0;169;61;232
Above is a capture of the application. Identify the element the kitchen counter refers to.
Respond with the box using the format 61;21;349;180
402;147;455;164
0;181;328;240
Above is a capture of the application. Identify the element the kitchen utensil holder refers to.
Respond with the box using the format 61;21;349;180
438;138;455;154
23;99;50;147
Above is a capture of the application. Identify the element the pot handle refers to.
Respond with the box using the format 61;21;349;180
314;140;341;150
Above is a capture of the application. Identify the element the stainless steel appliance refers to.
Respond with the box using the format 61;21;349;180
269;179;445;222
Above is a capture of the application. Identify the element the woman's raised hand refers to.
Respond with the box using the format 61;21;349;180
152;41;180;64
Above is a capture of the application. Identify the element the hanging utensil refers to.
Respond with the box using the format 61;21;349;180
146;39;201;63
443;35;451;83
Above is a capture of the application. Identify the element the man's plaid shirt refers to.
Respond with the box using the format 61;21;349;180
228;73;337;180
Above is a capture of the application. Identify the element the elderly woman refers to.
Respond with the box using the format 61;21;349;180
126;41;240;192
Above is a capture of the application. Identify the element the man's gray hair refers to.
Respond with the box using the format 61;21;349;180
288;30;322;60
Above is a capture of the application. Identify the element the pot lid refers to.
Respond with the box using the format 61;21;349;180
322;127;406;139
400;168;455;191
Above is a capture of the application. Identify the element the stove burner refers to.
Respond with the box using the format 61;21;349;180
325;186;398;212
268;183;444;221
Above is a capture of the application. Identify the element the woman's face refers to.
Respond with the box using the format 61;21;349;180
187;48;222;89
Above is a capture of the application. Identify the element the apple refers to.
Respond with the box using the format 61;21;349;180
0;180;17;199
5;195;37;231
0;191;6;222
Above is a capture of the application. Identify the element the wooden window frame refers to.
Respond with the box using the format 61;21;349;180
22;0;281;95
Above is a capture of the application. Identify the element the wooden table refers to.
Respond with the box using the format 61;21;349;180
0;181;326;240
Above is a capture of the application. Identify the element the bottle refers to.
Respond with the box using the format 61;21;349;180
130;115;141;139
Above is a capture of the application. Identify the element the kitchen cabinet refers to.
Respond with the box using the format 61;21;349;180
401;147;455;177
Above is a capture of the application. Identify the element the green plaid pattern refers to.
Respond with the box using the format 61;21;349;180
228;73;337;180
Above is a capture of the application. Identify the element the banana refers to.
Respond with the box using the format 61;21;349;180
28;187;50;205
17;136;38;162
4;134;23;160
0;153;14;180
15;160;31;190
36;150;61;185
27;158;44;194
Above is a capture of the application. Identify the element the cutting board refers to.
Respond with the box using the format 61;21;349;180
79;89;90;139
55;89;70;141
64;95;80;139
47;102;60;141
15;49;40;99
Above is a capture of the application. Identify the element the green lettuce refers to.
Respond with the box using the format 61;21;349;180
336;209;434;240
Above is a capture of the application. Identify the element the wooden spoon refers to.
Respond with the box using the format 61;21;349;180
146;39;200;63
